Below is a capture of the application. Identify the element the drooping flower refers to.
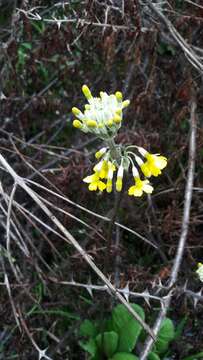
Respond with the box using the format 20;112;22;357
137;147;167;177
196;263;203;282
83;172;106;192
128;177;153;197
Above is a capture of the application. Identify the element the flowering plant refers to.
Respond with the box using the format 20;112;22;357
72;85;167;197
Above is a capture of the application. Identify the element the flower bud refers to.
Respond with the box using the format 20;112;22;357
115;91;123;101
86;119;97;128
72;107;81;116
73;120;83;129
122;100;130;108
82;85;92;99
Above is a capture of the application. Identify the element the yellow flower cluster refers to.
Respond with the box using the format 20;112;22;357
83;160;116;193
71;85;168;197
72;85;130;139
82;147;167;197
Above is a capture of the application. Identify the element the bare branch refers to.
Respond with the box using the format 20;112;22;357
0;153;155;340
140;95;197;359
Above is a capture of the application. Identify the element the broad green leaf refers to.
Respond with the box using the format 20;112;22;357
155;318;175;354
111;304;145;352
158;318;175;342
95;331;118;357
79;338;97;356
155;338;169;354
110;352;139;360
148;352;161;360
80;319;97;338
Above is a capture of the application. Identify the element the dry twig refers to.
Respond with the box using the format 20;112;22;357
140;95;197;359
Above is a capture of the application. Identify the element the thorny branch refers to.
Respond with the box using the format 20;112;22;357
145;0;203;73
140;95;197;359
0;153;155;340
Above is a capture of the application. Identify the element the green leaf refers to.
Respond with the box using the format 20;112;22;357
174;316;187;339
182;352;203;360
95;331;118;357
148;352;161;360
21;42;32;50
154;338;169;354
79;338;97;357
111;304;145;352
155;318;175;354
80;320;97;338
158;318;175;342
109;352;139;360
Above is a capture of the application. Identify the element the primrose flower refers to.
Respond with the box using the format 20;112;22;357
138;147;167;178
83;172;106;191
72;85;167;197
93;160;107;179
128;177;153;197
196;263;203;282
72;85;130;139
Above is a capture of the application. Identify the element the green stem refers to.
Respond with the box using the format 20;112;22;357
106;138;120;162
104;137;122;273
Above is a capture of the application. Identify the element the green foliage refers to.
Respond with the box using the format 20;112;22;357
157;42;176;56
17;42;32;70
174;316;188;339
111;303;145;352
79;338;97;357
154;318;175;355
79;304;177;359
96;331;119;358
110;353;139;360
80;319;98;338
148;352;161;360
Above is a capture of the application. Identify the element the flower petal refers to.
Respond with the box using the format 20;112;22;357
143;184;153;194
154;156;167;169
141;163;152;177
89;182;98;191
98;181;106;191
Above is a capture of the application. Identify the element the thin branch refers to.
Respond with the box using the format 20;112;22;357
48;278;165;304
0;152;155;340
140;95;197;359
144;0;203;73
25;179;158;250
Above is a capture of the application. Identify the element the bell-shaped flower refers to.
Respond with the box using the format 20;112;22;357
138;148;167;177
83;172;106;192
128;177;153;197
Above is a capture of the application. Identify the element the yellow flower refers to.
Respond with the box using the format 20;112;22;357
140;152;167;178
93;160;115;179
196;262;203;282
83;172;106;191
94;160;108;179
128;177;153;197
